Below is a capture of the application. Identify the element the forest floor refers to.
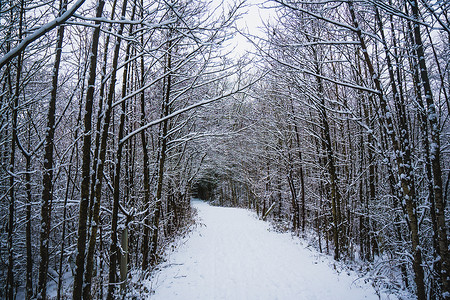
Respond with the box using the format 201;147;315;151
145;200;400;299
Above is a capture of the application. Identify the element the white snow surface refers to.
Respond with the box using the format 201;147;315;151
149;200;393;300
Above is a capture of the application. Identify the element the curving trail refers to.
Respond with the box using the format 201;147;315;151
149;200;391;300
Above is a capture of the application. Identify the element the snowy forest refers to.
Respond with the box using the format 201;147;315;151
0;0;449;299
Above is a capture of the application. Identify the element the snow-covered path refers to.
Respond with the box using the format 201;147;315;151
149;200;385;300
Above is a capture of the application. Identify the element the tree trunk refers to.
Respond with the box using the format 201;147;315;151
83;0;128;297
57;145;75;300
107;8;135;296
37;0;66;296
7;81;16;300
120;228;129;292
72;0;105;298
376;6;425;297
348;2;425;297
407;18;441;292
408;0;450;295
151;38;172;266
88;0;117;225
287;172;299;232
140;36;152;270
314;62;341;261
7;1;25;297
290;99;306;232
23;147;32;299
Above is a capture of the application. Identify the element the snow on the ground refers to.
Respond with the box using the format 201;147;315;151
148;199;397;300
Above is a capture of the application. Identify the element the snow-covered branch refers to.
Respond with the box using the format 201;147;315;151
0;0;85;69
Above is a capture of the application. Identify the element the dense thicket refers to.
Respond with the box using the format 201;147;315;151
1;0;448;299
0;0;246;298
199;0;449;299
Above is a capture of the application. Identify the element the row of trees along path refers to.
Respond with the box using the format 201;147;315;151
0;0;448;299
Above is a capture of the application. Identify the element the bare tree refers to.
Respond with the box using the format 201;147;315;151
72;0;106;298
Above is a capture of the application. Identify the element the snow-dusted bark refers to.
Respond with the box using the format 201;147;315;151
83;0;128;296
72;0;106;298
347;1;425;297
314;61;341;261
0;0;85;69
6;1;26;298
37;1;68;298
107;4;136;297
151;33;173;266
408;0;449;296
0;0;247;298
140;1;152;269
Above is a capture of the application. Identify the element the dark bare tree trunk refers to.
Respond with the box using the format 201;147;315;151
88;0;117;225
84;0;128;296
299;152;305;233
25;153;32;299
287;172;299;231
406;16;441;292
140;0;152;270
37;0;67;296
57;148;74;300
151;38;172;266
7;1;25;297
7;87;16;300
408;0;449;295
57;103;81;300
374;9;424;296
7;82;16;300
141;30;152;270
290;99;306;232
348;2;425;297
107;6;135;296
314;63;341;261
72;0;105;298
